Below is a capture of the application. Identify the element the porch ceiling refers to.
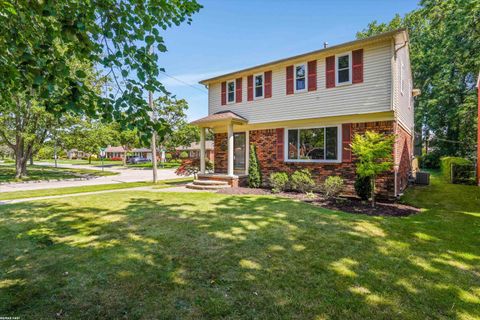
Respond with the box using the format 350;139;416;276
190;111;248;128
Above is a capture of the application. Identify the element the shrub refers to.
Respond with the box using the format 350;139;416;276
179;151;189;159
440;157;473;183
418;150;442;169
110;157;123;161
165;153;173;161
322;176;344;199
175;158;213;179
290;169;315;193
269;172;289;193
350;131;394;207
36;146;54;160
248;144;262;188
354;175;372;200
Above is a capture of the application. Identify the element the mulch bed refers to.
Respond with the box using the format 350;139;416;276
217;187;420;217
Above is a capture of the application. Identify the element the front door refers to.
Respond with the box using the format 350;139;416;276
234;132;246;174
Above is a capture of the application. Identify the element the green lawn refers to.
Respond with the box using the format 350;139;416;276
0;178;193;201
0;164;117;183
0;173;478;319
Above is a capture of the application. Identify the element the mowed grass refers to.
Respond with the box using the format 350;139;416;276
0;164;117;183
0;174;479;319
0;178;193;201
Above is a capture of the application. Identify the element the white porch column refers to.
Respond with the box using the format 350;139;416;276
200;127;206;174
227;122;234;176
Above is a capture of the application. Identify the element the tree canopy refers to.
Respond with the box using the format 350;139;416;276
357;0;479;162
0;0;202;137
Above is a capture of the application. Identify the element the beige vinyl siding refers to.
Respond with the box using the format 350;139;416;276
392;34;414;134
208;41;393;124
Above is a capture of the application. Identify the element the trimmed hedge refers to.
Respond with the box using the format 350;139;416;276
440;157;473;183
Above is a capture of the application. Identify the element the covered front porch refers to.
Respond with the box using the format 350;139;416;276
190;111;250;188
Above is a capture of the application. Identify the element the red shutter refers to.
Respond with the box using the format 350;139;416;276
326;56;335;88
307;60;317;91
235;78;242;103
221;81;226;105
264;71;272;98
352;49;364;84
247;75;253;101
286;65;294;95
342;123;352;162
276;128;284;161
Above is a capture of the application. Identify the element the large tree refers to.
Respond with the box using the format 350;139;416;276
154;96;200;150
357;0;480;162
0;0;201;177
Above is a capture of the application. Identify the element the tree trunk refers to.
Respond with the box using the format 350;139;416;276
88;155;92;164
123;150;127;166
29;154;34;165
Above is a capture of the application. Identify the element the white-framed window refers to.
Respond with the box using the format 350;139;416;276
400;61;405;95
335;52;352;86
254;73;264;99
227;80;235;103
294;63;307;92
285;125;342;162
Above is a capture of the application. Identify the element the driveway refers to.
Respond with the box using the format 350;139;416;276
0;162;180;193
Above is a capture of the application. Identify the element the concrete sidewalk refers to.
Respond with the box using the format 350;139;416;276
0;163;179;193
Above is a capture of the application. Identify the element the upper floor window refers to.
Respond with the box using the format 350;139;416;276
286;126;340;162
227;80;235;103
295;63;307;92
336;52;352;85
254;74;264;99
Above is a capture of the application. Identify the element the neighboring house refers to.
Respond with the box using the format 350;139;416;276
190;29;418;198
104;146;126;159
130;148;154;160
175;141;214;161
67;149;89;159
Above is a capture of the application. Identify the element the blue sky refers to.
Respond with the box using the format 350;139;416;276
158;0;419;121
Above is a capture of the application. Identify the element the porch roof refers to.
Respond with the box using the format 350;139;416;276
190;111;248;128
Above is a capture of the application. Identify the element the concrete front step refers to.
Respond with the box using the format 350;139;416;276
186;183;230;190
193;179;229;186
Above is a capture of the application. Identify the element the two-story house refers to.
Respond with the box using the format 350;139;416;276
189;29;417;198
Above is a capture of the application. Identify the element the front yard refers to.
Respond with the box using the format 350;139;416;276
0;174;478;319
0;164;117;183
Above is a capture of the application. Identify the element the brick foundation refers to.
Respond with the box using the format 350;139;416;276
214;120;410;199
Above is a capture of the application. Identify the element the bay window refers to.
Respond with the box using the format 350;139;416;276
286;126;340;162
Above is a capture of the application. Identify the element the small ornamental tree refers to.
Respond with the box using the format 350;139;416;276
175;158;212;180
248;144;262;188
350;131;395;207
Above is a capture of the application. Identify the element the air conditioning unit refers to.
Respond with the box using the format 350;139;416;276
415;171;430;185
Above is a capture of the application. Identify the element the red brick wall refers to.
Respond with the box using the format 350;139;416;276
214;121;399;198
395;124;413;193
214;133;228;174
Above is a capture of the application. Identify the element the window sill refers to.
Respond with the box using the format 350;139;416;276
335;81;352;87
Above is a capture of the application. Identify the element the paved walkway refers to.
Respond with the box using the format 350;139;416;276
0;162;179;193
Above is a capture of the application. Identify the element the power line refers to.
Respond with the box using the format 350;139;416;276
160;71;208;94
